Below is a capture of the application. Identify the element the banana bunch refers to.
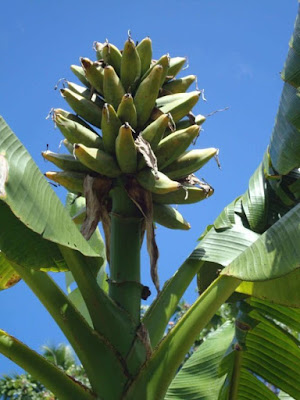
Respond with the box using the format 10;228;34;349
45;34;217;231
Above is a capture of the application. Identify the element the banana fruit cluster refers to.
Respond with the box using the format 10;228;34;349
45;35;217;231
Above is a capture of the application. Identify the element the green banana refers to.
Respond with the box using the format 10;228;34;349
60;88;103;128
42;150;92;172
151;91;200;122
70;65;91;88
174;114;206;131
166;57;187;80
162;75;196;94
136;169;181;194
53;108;95;130
163;148;218;179
94;41;104;60
152;183;214;204
141;54;169;86
102;41;122;76
62;139;74;154
154;125;200;169
67;81;104;108
155;92;192;107
74;143;122;177
80;58;104;94
136;37;152;76
45;171;85;194
103;65;125;110
140;113;170;151
117;93;137;128
134;64;164;128
120;37;141;92
53;111;104;149
153;203;190;230
101;103;122;154
115;123;137;173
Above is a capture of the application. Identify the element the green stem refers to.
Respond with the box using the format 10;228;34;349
10;263;126;399
124;275;241;400
143;257;202;348
59;245;135;357
229;349;243;399
109;184;143;327
0;329;95;400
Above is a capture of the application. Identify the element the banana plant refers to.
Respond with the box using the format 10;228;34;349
0;6;299;399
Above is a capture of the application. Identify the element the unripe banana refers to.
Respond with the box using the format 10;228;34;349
153;203;190;230
53;108;95;130
62;139;74;154
136;37;153;76
70;65;91;88
151;91;200;122
103;65;125;110
163;148;218;179
60;88;103;128
74;144;122;178
136;169;181;194
45;171;85;194
134;64;164;128
155;92;191;107
140;113;170;151
120;37;141;92
162;75;196;94
166;57;187;80
141;54;169;87
80;58;104;94
174;114;206;131
102;41;122;76
94;42;104;60
152;184;214;204
154;125;200;169
67;82;104;108
53;112;104;149
115;123;137;173
101;103;122;154
42;150;92;172
117;94;137;128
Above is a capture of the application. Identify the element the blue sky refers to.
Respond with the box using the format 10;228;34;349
0;1;298;375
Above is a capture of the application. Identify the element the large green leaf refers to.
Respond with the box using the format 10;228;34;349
222;203;300;281
236;269;300;308
0;116;99;257
269;7;300;174
228;304;300;399
165;322;234;400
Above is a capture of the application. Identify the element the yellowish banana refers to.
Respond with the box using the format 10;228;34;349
74;143;122;177
45;171;86;194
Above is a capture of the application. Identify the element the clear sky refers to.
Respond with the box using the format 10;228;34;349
0;1;298;375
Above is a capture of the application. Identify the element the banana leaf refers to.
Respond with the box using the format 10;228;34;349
0;116;105;284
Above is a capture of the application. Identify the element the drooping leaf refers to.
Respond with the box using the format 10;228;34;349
165;322;234;400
